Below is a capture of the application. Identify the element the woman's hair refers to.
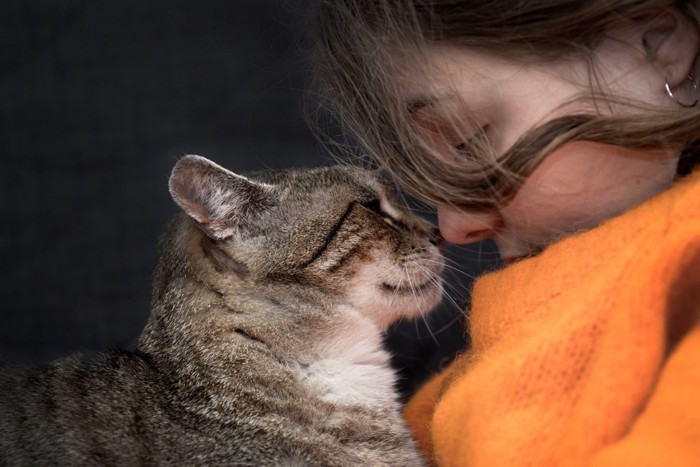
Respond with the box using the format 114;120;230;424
311;0;700;212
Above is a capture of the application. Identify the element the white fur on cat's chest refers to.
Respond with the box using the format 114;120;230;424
301;313;399;408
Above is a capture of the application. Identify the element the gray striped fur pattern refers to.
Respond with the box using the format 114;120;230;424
0;155;444;466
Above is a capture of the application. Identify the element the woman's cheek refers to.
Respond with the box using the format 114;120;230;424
501;141;679;245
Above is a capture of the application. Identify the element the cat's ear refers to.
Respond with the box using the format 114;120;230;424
169;155;274;239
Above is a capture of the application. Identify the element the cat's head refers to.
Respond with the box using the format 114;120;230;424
168;155;444;330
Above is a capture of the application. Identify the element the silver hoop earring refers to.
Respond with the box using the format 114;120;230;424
665;75;698;108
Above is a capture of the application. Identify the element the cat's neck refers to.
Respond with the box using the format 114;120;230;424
298;307;399;409
142;221;402;411
144;283;399;411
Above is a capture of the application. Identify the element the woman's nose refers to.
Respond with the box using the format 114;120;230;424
437;207;501;245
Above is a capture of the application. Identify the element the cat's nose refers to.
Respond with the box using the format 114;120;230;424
430;228;445;250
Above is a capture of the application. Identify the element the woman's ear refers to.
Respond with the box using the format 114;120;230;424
639;8;699;89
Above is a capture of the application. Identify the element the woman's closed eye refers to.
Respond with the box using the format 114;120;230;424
454;124;491;158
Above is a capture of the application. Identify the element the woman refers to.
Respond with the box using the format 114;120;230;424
313;0;700;465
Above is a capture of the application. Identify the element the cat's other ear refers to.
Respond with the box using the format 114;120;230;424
169;155;274;239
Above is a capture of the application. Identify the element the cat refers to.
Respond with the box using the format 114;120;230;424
0;155;444;466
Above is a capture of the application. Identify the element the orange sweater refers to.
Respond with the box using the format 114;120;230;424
405;169;700;467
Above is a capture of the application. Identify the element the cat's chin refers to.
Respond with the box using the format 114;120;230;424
379;278;443;313
346;257;445;329
381;279;444;315
380;278;435;295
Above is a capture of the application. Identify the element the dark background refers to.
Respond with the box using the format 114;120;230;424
1;0;499;398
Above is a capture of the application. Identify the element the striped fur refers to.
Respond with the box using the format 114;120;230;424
0;156;444;466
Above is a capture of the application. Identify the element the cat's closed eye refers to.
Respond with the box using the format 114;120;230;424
361;199;398;222
361;199;383;214
360;198;404;229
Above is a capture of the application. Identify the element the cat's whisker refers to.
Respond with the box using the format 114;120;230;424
419;316;440;345
405;267;418;303
421;258;476;279
439;292;467;318
427;312;467;338
416;264;464;315
403;264;443;345
419;265;461;310
433;279;465;299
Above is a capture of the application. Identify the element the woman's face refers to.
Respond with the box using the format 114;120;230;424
412;38;686;261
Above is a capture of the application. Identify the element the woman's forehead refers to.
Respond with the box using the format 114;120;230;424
403;44;590;115
402;46;529;113
403;46;494;100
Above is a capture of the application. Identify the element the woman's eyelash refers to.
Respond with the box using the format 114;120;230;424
454;142;469;154
455;125;490;154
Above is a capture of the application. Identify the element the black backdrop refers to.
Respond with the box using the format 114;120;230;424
1;0;499;399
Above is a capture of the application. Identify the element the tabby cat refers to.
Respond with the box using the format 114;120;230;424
0;155;444;466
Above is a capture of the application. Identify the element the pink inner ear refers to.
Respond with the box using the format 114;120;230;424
173;194;211;225
169;155;273;240
169;160;215;224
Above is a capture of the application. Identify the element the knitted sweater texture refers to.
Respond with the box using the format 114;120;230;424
404;169;700;466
